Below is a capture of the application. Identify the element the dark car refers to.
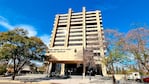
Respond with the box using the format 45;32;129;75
48;72;71;79
143;77;149;83
4;73;13;77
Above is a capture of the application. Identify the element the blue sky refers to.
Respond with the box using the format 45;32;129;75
0;0;149;46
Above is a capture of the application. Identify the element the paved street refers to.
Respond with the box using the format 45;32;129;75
0;74;147;84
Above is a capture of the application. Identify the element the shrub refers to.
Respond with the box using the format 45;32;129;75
0;64;7;75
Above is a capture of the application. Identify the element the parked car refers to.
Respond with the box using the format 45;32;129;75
126;72;141;82
4;72;13;77
143;77;149;83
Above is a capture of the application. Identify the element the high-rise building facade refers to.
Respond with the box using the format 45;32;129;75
46;7;106;76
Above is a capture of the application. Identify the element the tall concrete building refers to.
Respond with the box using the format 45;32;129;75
46;7;106;76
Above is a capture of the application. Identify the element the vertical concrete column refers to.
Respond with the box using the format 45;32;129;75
82;7;86;48
45;63;49;73
46;62;52;76
101;63;107;76
82;7;86;78
60;8;72;76
65;8;72;47
48;62;52;74
96;10;102;48
96;11;107;76
96;11;105;57
50;15;59;47
60;63;65;75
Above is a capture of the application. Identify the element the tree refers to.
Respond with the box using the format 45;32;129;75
76;47;95;79
124;27;149;74
0;64;7;75
0;28;47;80
29;63;37;74
82;48;95;78
102;29;126;84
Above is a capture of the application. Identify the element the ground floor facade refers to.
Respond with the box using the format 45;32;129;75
46;63;103;76
45;47;107;76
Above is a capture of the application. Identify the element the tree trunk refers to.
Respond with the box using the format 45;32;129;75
12;58;16;80
17;60;27;72
112;63;116;84
82;63;86;79
138;62;143;82
141;63;149;73
12;74;15;80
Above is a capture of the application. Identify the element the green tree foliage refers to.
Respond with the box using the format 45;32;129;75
0;28;47;80
0;64;7;75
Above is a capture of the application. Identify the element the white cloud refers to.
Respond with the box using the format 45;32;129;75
0;16;50;45
15;25;37;36
0;21;13;30
0;16;13;30
0;16;8;22
39;34;50;47
0;16;37;36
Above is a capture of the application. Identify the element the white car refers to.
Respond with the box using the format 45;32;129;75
127;72;141;81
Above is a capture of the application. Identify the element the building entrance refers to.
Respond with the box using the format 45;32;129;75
96;64;103;76
65;64;103;76
50;63;103;76
65;64;83;75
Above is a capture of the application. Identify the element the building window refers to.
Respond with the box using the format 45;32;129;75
68;43;82;46
54;44;64;46
71;13;82;16
69;39;82;41
86;42;99;45
71;19;82;22
58;25;66;27
58;21;67;24
69;34;82;37
86;34;98;36
70;27;82;29
100;22;102;24
70;31;82;33
59;15;67;17
86;12;96;15
56;36;65;38
86;26;97;29
86;30;97;32
86;23;97;25
57;28;65;30
71;17;82;19
94;53;100;56
71;24;82;26
56;32;64;34
86;16;96;18
86;38;98;40
55;40;65;42
86;19;96;21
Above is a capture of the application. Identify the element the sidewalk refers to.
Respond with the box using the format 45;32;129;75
0;74;145;84
0;76;112;84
